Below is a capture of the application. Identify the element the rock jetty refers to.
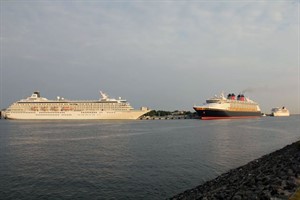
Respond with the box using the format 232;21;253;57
169;141;300;200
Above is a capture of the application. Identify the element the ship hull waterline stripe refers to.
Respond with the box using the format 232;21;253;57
193;108;261;120
200;116;261;120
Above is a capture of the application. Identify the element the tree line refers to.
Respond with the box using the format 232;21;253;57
144;110;194;117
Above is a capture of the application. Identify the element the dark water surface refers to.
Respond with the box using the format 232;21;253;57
0;116;299;199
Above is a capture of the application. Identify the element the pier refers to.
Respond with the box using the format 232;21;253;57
140;115;196;120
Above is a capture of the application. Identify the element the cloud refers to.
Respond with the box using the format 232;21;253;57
1;1;299;113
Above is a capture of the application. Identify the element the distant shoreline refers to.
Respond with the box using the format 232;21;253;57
169;140;300;199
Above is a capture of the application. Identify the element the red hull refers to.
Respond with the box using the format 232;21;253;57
200;116;261;120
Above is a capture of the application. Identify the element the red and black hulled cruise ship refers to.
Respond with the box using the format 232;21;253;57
193;93;261;120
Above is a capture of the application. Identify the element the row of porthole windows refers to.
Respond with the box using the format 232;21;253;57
13;105;132;111
16;103;125;106
14;104;129;108
15;104;131;108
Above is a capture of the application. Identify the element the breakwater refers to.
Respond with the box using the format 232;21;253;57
169;141;300;200
140;115;193;120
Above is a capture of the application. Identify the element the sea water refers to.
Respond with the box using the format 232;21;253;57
0;116;299;199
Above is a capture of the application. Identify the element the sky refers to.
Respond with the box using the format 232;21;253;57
1;0;299;114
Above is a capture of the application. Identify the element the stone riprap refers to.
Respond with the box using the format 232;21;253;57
169;141;300;200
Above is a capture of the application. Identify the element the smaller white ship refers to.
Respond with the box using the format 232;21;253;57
271;106;290;117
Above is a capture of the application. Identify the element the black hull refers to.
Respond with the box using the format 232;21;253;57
194;108;261;120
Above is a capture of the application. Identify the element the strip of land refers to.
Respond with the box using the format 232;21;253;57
169;140;300;200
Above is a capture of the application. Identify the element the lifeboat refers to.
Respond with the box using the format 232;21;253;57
50;107;59;111
61;107;73;111
41;107;48;111
30;107;38;111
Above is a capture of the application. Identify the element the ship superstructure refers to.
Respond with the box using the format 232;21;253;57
271;107;290;117
3;91;150;120
193;92;261;120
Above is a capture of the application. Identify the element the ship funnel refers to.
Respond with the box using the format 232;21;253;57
34;91;40;97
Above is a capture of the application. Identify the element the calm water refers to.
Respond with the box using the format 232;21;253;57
0;116;299;199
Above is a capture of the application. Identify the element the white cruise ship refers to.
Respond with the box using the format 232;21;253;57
3;91;150;120
271;106;290;117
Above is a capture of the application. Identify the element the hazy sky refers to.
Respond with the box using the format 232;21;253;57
1;1;299;113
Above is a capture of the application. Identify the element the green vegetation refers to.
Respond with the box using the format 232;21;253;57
145;110;195;117
145;110;171;117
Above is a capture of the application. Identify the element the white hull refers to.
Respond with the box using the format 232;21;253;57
271;107;290;117
4;110;149;120
272;112;290;117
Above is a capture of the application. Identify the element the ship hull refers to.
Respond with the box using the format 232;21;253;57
4;110;149;120
271;112;290;117
4;91;151;120
194;108;261;120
